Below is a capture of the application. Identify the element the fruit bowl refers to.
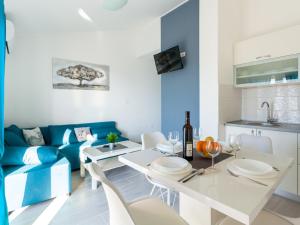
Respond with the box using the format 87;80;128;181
196;137;221;159
198;151;212;159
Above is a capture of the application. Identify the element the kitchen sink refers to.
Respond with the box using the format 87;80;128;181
245;122;280;127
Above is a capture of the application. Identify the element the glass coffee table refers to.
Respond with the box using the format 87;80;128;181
80;140;141;190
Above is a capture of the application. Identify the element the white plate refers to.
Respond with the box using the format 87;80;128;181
150;163;193;175
227;162;277;179
231;159;273;176
150;157;191;174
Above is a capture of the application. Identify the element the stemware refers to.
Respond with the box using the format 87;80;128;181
228;135;241;158
206;141;222;169
193;127;203;141
168;131;179;154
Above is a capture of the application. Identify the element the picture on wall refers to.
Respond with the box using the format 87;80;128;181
52;58;109;90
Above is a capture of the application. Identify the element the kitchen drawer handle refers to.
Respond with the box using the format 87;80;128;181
256;54;272;60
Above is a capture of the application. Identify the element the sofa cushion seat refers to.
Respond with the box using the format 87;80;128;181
1;146;58;166
3;155;71;212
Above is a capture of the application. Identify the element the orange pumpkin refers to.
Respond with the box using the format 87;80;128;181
196;140;221;158
196;141;206;152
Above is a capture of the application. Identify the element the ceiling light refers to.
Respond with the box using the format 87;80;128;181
78;8;93;22
102;0;128;11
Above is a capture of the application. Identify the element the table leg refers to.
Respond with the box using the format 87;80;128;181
80;162;86;178
180;193;225;225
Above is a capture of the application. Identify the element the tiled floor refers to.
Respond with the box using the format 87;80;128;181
10;166;300;225
10;166;175;225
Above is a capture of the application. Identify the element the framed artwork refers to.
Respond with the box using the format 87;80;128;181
52;58;109;90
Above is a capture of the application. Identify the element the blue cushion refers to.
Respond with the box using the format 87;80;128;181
4;131;28;147
91;127;122;139
39;127;51;145
5;125;24;139
48;121;120;146
1;146;58;166
48;125;77;146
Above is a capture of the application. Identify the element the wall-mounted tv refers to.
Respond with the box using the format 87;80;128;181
154;46;184;75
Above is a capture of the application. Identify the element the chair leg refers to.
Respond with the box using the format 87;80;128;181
159;188;165;203
150;185;156;196
166;189;171;206
172;192;177;208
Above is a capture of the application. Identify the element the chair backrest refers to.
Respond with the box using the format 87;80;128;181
238;134;273;154
141;131;167;150
88;163;135;225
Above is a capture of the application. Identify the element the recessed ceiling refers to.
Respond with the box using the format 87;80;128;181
5;0;187;33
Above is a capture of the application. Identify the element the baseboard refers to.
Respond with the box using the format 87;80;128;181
274;189;300;202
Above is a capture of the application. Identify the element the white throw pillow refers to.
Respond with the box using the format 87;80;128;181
23;127;45;146
74;127;91;142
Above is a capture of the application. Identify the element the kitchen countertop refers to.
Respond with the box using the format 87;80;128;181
225;120;300;133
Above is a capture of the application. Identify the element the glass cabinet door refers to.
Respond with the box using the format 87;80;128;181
235;55;299;87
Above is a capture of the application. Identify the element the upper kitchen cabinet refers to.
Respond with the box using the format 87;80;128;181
234;54;299;87
234;25;300;65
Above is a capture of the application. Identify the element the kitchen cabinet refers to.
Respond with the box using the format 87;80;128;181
234;25;300;65
234;54;300;88
225;126;255;142
226;125;298;195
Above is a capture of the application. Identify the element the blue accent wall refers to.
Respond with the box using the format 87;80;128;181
161;0;199;136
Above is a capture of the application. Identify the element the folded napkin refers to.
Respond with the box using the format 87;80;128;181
156;142;182;154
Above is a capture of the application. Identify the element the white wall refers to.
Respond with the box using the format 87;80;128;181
199;0;219;139
5;29;161;141
135;18;161;58
218;0;242;140
241;0;300;39
199;0;242;140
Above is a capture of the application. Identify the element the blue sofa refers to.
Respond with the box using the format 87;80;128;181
4;154;71;212
2;121;127;211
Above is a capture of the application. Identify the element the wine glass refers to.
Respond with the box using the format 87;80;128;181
206;141;222;169
193;127;203;141
168;131;179;154
229;135;241;158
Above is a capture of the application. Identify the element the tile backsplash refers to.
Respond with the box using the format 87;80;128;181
242;85;300;123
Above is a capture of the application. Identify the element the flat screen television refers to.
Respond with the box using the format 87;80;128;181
154;46;184;75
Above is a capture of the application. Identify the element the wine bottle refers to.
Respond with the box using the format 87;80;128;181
183;111;193;161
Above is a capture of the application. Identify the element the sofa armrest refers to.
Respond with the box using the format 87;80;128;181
1;146;59;166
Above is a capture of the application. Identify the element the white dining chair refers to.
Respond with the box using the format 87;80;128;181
88;163;188;225
141;132;167;150
238;134;273;154
220;134;293;225
141;132;177;206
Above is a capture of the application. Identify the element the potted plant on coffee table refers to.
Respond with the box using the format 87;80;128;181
106;132;119;150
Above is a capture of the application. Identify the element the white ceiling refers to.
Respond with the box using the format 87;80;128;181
5;0;187;33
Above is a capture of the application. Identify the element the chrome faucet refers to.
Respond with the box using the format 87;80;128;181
261;101;272;123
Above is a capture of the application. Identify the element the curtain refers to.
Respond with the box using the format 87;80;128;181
0;0;8;224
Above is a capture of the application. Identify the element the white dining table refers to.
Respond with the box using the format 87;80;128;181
119;149;293;225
